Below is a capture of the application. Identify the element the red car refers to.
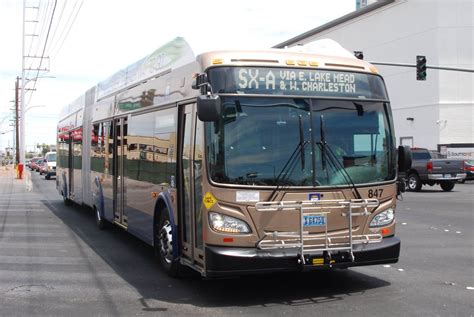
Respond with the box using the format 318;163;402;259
28;157;42;170
39;160;48;175
462;160;474;182
31;159;44;172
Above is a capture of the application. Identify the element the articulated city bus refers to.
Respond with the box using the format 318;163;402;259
57;37;411;277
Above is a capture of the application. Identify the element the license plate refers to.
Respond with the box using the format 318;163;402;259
443;174;452;178
303;215;326;227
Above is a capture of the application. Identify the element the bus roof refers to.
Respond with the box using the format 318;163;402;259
196;48;375;74
59;37;378;120
96;37;376;100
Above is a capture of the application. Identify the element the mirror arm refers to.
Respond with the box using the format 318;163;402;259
196;82;214;95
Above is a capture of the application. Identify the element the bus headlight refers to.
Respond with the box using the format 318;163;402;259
209;212;251;234
369;208;394;228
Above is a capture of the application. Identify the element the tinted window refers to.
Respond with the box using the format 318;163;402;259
412;151;431;160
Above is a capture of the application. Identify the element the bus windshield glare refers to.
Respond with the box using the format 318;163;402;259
206;97;396;186
206;67;394;187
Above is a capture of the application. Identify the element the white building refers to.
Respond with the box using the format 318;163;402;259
275;0;473;158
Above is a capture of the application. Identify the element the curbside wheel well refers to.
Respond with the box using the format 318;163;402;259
153;199;168;239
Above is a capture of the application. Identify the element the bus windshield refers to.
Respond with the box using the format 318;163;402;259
206;97;396;186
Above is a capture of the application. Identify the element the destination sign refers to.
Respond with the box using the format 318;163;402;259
208;67;387;100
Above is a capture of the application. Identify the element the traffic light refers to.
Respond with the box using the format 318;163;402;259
416;55;427;80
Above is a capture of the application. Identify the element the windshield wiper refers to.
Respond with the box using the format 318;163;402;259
317;115;362;200
320;115;327;171
268;121;310;201
268;140;309;201
298;115;305;169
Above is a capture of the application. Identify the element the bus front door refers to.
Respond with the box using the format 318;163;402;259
113;117;128;229
180;103;205;269
67;131;74;200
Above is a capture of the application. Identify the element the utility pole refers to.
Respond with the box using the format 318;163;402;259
20;0;26;166
20;1;49;166
15;77;20;164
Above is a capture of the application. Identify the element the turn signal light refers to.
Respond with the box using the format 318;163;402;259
381;228;390;236
369;65;379;74
212;59;224;65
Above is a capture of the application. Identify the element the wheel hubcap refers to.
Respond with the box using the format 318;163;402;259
159;220;173;264
408;177;417;189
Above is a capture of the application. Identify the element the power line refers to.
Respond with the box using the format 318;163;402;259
44;0;68;55
25;0;42;61
31;0;51;60
28;0;57;102
49;0;83;60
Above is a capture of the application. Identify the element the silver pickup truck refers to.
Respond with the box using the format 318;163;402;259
406;148;466;192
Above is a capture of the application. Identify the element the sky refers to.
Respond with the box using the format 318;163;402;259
0;0;356;153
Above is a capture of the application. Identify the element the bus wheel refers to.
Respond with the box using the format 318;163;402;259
95;206;107;230
440;182;455;192
155;209;179;277
407;174;422;192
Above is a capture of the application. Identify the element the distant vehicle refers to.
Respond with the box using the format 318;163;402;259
31;158;44;172
28;157;42;169
406;148;466;191
39;161;47;175
37;160;46;174
42;151;57;180
461;160;474;182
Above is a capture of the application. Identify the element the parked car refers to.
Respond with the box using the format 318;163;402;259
42;151;57;180
30;158;44;172
406;148;466;192
461;160;474;182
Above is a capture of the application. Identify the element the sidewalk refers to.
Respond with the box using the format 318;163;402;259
0;164;33;193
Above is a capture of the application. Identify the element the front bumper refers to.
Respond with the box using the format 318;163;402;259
205;236;400;277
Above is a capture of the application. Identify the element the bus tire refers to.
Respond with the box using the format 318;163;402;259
155;209;180;277
95;206;107;230
407;173;422;192
440;182;455;192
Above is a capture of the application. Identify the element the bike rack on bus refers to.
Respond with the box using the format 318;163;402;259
254;199;382;266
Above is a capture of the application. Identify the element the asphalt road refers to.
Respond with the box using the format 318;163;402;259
0;167;472;316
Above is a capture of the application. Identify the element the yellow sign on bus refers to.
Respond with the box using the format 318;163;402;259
203;192;217;210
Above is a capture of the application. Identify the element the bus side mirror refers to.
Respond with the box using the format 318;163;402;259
397;145;412;196
197;94;221;122
398;145;412;172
